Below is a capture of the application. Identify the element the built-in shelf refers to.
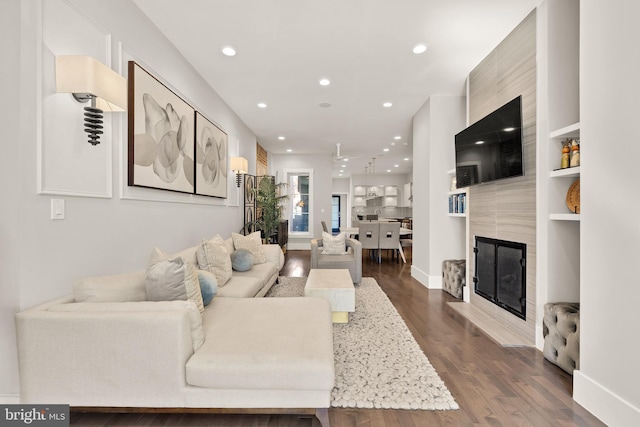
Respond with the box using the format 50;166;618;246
550;122;580;139
550;213;581;221
449;212;467;218
550;166;581;178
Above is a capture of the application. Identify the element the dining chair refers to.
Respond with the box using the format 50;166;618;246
378;222;401;263
358;221;381;263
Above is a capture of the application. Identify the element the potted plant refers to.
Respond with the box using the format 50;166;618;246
252;176;288;243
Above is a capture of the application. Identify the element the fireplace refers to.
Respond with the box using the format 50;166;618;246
474;237;527;319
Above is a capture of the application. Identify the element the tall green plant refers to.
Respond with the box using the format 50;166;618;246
252;176;288;242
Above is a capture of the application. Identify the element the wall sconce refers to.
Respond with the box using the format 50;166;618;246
55;55;127;145
230;157;248;187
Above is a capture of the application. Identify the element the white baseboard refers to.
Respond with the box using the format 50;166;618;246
0;394;20;404
411;265;429;287
573;370;640;427
428;275;443;289
410;266;443;289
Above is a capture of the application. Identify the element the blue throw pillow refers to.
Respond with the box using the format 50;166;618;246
197;270;218;305
231;248;254;272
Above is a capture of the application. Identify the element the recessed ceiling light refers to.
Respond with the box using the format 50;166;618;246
339;174;343;177
404;157;410;161
319;78;330;86
343;158;348;162
221;46;237;56
257;102;267;108
394;136;402;140
383;102;393;108
286;149;293;152
412;44;428;54
475;140;485;145
383;148;390;152
319;102;332;108
503;127;515;132
278;136;285;140
340;170;344;173
386;169;391;173
394;164;399;168
390;142;396;146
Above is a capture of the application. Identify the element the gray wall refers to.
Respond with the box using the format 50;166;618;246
1;0;23;399
270;153;333;249
573;0;640;424
0;0;257;398
411;96;466;286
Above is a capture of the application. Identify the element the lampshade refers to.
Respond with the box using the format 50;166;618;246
230;157;248;174
55;55;127;112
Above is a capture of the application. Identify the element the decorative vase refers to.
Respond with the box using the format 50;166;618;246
570;139;580;167
561;139;571;169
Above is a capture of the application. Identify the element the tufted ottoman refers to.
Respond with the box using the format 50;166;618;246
442;259;465;299
543;302;580;375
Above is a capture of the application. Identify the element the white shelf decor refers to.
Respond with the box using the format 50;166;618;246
550;213;580;221
550;166;580;178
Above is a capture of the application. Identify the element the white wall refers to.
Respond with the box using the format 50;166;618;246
1;0;257;398
271;153;333;249
411;96;466;287
573;0;640;425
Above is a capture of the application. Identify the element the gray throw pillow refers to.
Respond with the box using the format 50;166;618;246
145;248;204;314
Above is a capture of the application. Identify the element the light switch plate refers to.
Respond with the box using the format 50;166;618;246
51;199;65;220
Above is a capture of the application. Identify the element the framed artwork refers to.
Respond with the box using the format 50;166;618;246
195;112;228;198
128;61;195;194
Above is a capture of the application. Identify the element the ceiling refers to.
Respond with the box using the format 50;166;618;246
133;0;539;178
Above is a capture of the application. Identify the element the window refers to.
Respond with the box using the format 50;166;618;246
287;171;312;234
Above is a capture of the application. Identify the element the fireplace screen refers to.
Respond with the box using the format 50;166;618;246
474;237;526;319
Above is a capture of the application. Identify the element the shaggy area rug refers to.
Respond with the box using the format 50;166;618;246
266;277;459;411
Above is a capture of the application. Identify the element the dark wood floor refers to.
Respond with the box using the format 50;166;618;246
71;249;605;427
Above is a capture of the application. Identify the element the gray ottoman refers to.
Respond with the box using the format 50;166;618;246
442;259;465;299
543;302;580;375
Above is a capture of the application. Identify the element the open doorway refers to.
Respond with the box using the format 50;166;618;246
331;195;341;233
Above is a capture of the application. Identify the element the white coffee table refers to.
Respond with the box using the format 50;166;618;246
304;269;355;323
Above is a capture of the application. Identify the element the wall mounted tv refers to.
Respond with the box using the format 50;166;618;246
455;96;523;188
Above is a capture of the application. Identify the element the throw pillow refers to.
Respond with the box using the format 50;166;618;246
231;248;254;272
321;231;347;255
196;235;233;287
145;248;204;314
231;231;266;264
197;270;218;306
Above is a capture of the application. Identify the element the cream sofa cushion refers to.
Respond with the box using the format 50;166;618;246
197;235;233;287
47;300;205;351
145;248;204;314
321;231;347;255
232;232;266;264
186;297;334;390
73;271;146;303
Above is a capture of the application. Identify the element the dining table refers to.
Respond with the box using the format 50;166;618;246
339;226;413;264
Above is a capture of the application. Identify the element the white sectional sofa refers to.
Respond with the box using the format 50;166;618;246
15;237;335;427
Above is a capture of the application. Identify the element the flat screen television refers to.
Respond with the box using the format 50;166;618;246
455;96;523;188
